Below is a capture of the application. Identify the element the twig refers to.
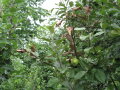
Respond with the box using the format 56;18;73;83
110;75;118;90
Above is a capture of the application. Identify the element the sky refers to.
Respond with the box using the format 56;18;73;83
41;0;61;10
40;0;77;26
41;0;77;10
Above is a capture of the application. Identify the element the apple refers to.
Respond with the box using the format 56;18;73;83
71;58;79;65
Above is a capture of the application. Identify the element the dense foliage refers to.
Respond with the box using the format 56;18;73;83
0;0;120;90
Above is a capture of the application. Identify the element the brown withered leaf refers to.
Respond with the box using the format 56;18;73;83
30;45;36;52
71;13;77;17
83;6;91;14
16;49;27;53
63;51;74;56
16;48;37;58
76;52;84;56
64;33;73;42
65;12;69;17
72;7;81;11
66;26;74;36
70;42;75;51
64;51;84;57
30;52;37;58
56;20;63;27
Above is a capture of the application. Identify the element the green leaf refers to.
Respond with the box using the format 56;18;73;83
59;2;65;7
111;23;120;30
2;0;9;5
116;67;120;72
47;77;59;87
80;35;88;41
94;31;104;36
74;71;87;80
0;40;9;45
80;60;89;70
15;0;24;3
40;38;51;42
62;81;70;88
59;67;68;74
110;30;120;36
75;1;82;7
55;38;65;45
57;10;66;15
10;7;17;12
84;47;92;53
95;69;106;83
54;61;61;68
100;22;108;29
94;0;107;3
69;1;74;7
74;27;86;31
108;8;119;14
46;25;55;33
66;70;75;78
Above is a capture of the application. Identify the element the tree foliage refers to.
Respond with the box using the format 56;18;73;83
0;0;120;90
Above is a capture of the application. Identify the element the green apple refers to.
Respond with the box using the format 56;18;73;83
71;58;79;65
